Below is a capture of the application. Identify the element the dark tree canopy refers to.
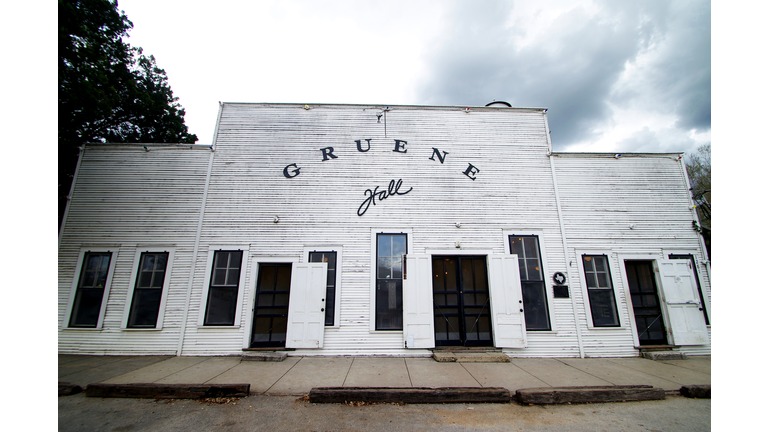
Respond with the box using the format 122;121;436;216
59;0;198;225
685;143;711;256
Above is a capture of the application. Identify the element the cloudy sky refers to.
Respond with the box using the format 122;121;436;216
117;0;711;154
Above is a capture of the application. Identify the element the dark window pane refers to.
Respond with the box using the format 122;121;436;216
275;265;291;290
524;237;539;259
227;268;240;285
585;273;596;288
151;271;165;288
69;289;104;327
205;287;238;325
128;289;162;327
526;258;542;281
510;237;524;256
588;289;619;326
522;281;550;331
376;234;405;330
139;271;153;288
70;252;112;328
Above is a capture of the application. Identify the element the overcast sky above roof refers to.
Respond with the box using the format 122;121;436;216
117;0;711;154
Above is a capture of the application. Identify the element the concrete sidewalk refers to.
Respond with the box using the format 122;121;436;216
59;354;710;397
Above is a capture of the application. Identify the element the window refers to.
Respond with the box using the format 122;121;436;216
582;255;620;327
308;251;337;326
376;233;406;330
69;251;114;328
204;250;243;326
509;235;550;331
127;252;169;328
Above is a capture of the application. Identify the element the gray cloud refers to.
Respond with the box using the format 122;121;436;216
416;0;711;152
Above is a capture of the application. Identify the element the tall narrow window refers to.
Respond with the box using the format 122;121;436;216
509;236;550;331
127;252;169;328
582;255;620;327
376;233;406;330
204;250;243;326
69;252;112;328
309;251;337;326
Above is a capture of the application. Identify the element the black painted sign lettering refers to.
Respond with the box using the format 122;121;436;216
283;163;301;178
463;163;480;181
357;179;413;216
320;147;338;161
392;140;407;153
429;147;449;164
355;139;372;152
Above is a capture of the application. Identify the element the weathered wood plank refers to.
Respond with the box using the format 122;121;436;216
515;385;665;404
308;387;510;404
85;383;250;399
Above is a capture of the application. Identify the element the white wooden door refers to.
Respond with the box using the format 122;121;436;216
402;254;435;349
658;260;709;345
285;262;327;349
487;255;527;348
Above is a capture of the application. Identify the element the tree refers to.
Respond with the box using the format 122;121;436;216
685;143;711;256
59;0;197;226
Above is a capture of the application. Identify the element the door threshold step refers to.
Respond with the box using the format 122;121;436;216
639;345;679;352
241;351;288;362
641;351;687;361
433;351;510;363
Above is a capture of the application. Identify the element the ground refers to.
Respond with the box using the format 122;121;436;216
58;393;710;432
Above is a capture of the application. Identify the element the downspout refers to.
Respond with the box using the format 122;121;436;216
176;102;224;356
58;145;86;249
678;154;712;321
544;111;585;358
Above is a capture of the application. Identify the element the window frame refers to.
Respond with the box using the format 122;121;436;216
577;251;623;328
63;247;119;330
303;246;343;328
504;231;554;332
121;247;175;330
197;245;250;328
369;228;412;333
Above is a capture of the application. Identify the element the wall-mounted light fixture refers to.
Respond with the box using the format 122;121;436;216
273;216;279;223
455;222;461;228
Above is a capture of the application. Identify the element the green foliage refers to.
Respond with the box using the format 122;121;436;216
685;143;711;256
59;0;198;225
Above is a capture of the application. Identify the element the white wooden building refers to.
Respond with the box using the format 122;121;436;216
58;102;711;358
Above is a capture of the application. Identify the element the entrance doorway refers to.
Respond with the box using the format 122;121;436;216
432;256;493;346
625;260;668;346
250;263;291;348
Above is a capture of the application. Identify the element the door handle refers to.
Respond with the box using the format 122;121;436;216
321;308;325;312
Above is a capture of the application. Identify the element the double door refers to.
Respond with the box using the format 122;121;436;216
432;256;493;346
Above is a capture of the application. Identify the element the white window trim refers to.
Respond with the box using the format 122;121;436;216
303;246;343;328
197;245;250;328
63;246;120;330
502;230;558;333
574;249;626;330
241;256;299;349
120;247;176;330
369;228;413;333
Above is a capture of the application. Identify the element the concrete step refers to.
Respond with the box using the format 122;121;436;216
241;351;287;362
433;351;510;363
641;351;688;361
515;385;665;405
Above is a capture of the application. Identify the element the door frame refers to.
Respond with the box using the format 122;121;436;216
431;254;494;347
622;259;668;346
616;254;671;348
242;256;299;349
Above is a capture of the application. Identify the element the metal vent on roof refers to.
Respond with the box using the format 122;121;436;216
485;101;512;107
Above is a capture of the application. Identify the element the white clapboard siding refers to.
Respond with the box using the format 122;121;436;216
551;154;711;356
58;104;711;358
58;144;212;355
